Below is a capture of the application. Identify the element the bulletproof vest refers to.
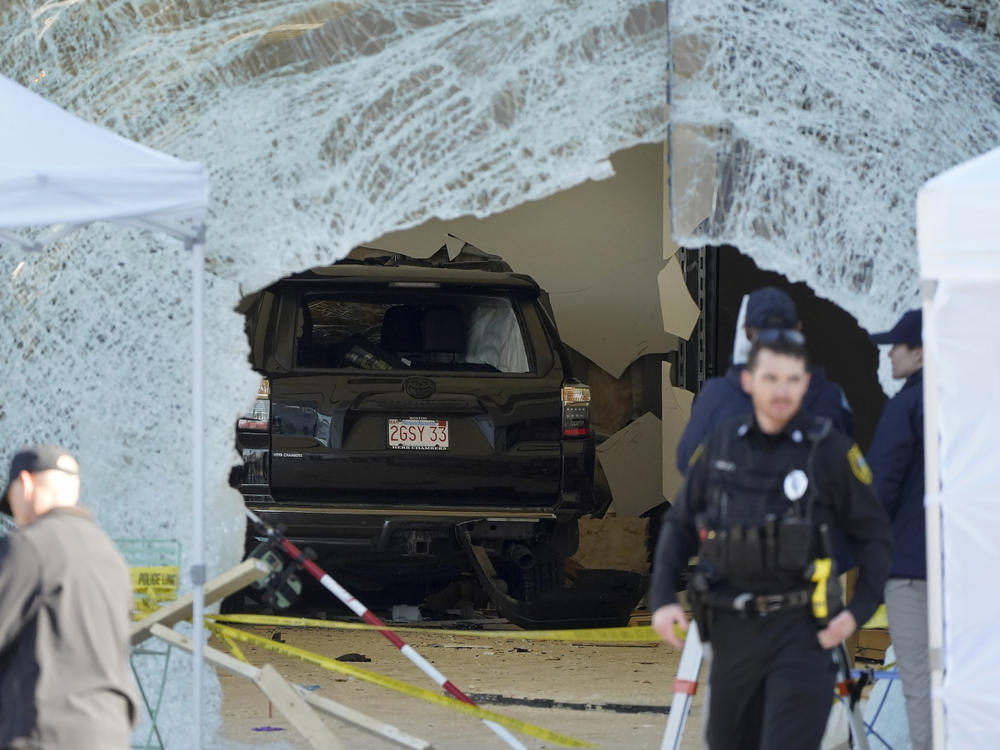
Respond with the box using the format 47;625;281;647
696;416;832;593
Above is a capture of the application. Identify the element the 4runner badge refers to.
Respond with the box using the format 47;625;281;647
404;377;435;399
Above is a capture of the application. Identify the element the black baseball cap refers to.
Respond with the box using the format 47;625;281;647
745;287;798;329
869;309;922;347
1;445;78;516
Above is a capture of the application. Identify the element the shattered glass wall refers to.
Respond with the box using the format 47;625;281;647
0;1;667;746
668;0;1000;351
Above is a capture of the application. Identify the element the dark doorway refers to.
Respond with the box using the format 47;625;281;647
687;245;887;450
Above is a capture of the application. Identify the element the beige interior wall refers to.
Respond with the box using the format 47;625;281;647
370;143;679;379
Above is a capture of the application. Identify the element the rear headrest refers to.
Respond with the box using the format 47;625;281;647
381;305;422;353
422;305;465;354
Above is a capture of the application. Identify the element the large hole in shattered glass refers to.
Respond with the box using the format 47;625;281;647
228;140;677;530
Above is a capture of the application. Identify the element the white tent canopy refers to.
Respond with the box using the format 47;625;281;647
919;147;1000;282
918;144;1000;749
0;74;206;243
0;73;210;746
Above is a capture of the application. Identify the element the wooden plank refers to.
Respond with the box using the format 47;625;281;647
149;625;341;750
150;623;259;678
131;559;270;645
149;624;432;750
254;664;345;750
294;685;434;750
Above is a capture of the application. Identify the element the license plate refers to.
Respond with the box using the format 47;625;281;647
388;418;449;450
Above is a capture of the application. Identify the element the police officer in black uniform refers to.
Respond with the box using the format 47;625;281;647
650;330;893;750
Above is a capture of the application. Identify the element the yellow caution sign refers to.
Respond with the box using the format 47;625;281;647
208;613;660;643
129;565;180;618
207;621;596;748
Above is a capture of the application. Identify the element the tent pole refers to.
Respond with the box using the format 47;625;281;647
922;280;945;750
188;229;206;749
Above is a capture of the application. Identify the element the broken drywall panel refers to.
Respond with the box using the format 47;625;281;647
588;360;638;436
596;411;665;517
658;253;701;340
371;144;675;378
661;362;691;502
673;384;695;422
552;258;676;378
444;234;466;259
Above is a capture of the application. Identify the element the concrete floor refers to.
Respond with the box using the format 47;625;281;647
212;621;704;750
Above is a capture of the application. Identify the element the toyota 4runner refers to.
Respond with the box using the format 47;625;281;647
232;242;641;626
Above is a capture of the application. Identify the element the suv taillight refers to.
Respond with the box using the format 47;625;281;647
561;383;591;438
237;379;271;431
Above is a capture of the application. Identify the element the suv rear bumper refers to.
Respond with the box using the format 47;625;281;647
243;499;558;552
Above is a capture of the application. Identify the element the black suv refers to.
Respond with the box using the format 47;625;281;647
233;243;640;626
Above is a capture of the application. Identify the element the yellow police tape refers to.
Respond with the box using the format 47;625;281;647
216;629;250;665
207;621;597;748
207;612;660;643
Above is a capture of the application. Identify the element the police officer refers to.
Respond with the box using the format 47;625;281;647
867;309;929;750
650;330;893;750
676;286;853;473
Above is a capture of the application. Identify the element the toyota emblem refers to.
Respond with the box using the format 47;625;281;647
404;377;435;399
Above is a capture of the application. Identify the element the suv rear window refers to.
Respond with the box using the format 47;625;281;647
296;291;532;374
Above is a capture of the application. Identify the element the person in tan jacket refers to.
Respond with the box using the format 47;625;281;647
0;445;138;750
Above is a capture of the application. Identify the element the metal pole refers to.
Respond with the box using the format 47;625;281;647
833;644;871;750
659;621;703;750
189;231;206;749
922;279;945;750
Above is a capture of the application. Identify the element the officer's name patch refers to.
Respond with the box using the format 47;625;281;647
847;444;873;485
